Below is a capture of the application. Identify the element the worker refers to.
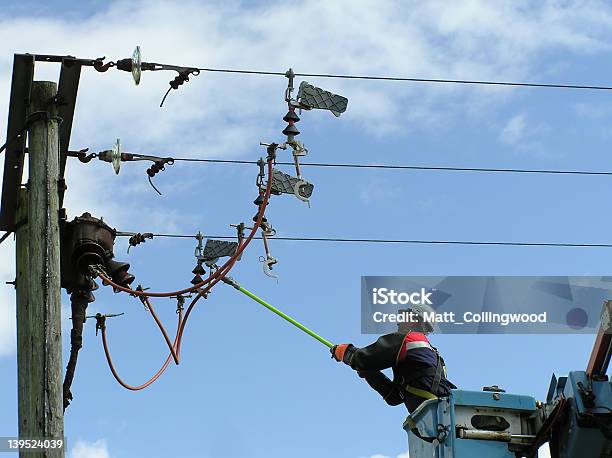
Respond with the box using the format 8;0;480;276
331;306;456;412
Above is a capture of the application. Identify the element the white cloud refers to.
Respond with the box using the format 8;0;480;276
500;114;527;145
499;113;554;156
359;176;400;205
1;0;612;153
2;0;612;357
574;102;612;120
70;439;110;458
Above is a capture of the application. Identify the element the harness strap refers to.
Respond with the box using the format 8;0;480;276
430;352;443;396
400;355;447;400
399;335;452;400
404;384;439;400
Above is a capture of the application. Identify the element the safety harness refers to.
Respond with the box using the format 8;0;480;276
396;333;449;402
397;334;452;444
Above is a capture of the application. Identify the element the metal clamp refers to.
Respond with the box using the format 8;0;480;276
95;313;106;336
194;231;205;260
135;285;150;309
260;221;278;281
171;294;191;314
127;232;153;253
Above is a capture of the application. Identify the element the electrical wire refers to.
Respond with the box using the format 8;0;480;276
195;67;612;91
163;157;612;177
98;156;276;389
96;156;274;298
115;233;612;248
144;297;179;365
173;162;277;360
101;305;183;391
94;62;612;393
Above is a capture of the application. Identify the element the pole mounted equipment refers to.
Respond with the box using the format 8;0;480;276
191;232;206;286
100;138;123;175
2;49;351;403
202;238;239;268
60;212;136;295
259;220;278;281
70;139;176;194
112;46;200;106
270;68;349;206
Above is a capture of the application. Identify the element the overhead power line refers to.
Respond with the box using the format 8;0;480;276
196;67;612;91
115;232;612;248
170;157;612;177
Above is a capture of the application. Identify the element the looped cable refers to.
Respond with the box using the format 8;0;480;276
97;153;276;391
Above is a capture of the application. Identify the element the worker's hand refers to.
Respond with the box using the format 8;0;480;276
330;343;354;363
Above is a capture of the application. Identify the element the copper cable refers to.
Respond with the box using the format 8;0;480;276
144;297;179;365
174;259;235;357
101;308;183;391
173;166;272;355
99;157;274;389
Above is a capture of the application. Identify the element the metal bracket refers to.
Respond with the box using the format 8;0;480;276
0;54;34;231
194;231;205;260
202;239;239;267
270;168;314;204
260;222;278;281
296;81;348;117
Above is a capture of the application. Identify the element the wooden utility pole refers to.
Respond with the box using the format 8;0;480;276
15;81;64;457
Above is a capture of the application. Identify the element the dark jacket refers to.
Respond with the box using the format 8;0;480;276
344;331;456;412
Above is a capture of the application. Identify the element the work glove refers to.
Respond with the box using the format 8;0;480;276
331;343;354;364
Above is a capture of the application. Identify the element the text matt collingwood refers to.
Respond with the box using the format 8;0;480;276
372;310;548;326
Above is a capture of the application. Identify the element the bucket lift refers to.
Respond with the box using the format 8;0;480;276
405;301;612;457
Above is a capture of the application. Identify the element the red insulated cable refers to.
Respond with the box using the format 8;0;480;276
170;157;275;352
145;298;180;365
174;260;234;357
100;158;274;390
96;157;274;298
102;264;225;390
173;176;270;354
101;308;183;391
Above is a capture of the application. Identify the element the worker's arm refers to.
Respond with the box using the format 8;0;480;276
331;332;404;371
358;369;404;406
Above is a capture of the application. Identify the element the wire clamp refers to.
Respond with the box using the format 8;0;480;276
95;313;106;336
128;232;154;253
135;285;150;308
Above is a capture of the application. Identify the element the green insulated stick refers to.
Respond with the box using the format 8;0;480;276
223;277;334;348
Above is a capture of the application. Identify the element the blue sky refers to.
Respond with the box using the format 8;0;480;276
2;1;612;457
